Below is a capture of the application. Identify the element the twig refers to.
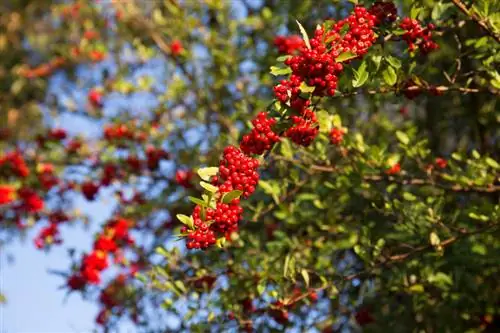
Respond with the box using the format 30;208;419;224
450;0;500;44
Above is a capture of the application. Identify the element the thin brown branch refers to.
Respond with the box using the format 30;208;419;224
335;84;498;98
450;0;500;44
362;174;500;194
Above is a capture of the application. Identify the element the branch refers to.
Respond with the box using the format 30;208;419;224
343;222;500;281
335;84;499;98
362;174;500;194
450;0;500;44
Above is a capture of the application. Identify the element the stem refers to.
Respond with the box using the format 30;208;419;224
450;0;500;44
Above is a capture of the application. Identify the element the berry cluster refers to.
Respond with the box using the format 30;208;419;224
218;146;260;197
400;18;438;54
175;169;194;188
88;88;103;107
385;162;401;175
82;180;100;201
103;124;147;143
285;113;319;147
183;205;217;249
37;163;59;190
369;1;398;25
170;40;184;56
95;274;131;326
332;6;377;57
69;217;134;286
0;185;15;205
274;5;376;117
240;112;280;155
329;128;345;145
274;35;304;55
0;151;30;178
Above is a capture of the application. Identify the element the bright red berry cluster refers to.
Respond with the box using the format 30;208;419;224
332;6;377;57
88;88;103;107
218;146;260;197
285;113;319;147
240;112;280;155
0;151;30;178
329;128;345;145
175;169;194;188
400;18;438;54
69;217;134;286
274;35;304;55
0;185;15;205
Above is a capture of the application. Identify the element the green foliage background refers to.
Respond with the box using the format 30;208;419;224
0;0;499;332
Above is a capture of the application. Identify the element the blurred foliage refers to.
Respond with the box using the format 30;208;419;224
0;0;499;332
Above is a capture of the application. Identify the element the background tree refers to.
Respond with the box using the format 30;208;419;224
0;0;499;332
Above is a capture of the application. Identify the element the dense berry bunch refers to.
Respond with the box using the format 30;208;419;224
103;123;148;143
369;1;398;25
285;115;319;147
0;151;30;178
240;112;280;155
0;185;15;205
274;35;304;55
18;188;44;213
332;6;377;56
218;146;260;197
283;32;343;97
183;207;217;249
400;18;438;54
69;217;134;286
329;128;345;145
207;201;244;235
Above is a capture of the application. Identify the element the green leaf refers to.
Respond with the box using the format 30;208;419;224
197;167;218;181
430;232;440;246
200;181;218;193
276;55;292;62
382;66;397;86
352;61;369;88
257;282;266;295
336;51;357;63
403;192;417;201
485;157;499;169
332;114;342;128
408;284;425;293
371;54;382;70
385;55;402;69
216;236;226;248
396;130;410;145
221;190;243;204
301;269;310;287
299;81;316;93
284;253;291;277
280;139;293;159
296;20;311;50
155;246;169;257
410;6;422;19
270;66;292;76
189;196;207;207
177;214;194;229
